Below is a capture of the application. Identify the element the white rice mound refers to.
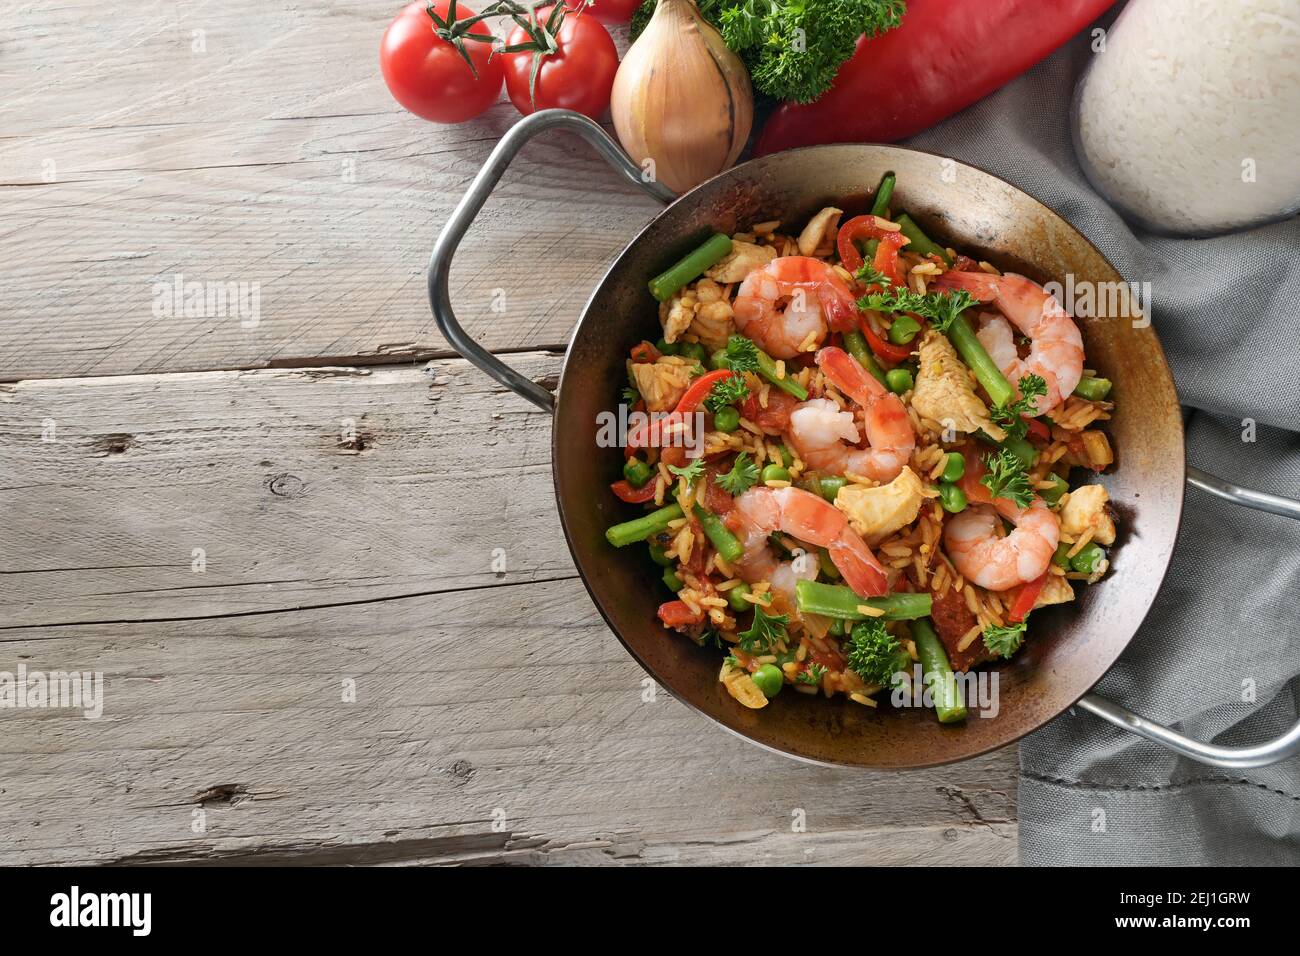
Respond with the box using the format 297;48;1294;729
1074;0;1300;235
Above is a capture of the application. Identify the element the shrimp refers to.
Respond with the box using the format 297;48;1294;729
932;271;1084;414
732;256;858;359
727;486;889;602
943;498;1060;591
785;347;916;483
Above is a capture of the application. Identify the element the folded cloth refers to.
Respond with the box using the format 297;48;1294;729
904;27;1300;865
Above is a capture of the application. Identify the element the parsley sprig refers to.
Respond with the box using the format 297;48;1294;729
979;448;1034;507
858;288;978;334
990;374;1047;440
796;663;828;686
704;374;749;413
845;619;909;688
983;621;1027;659
716;452;759;495
668;458;706;487
736;604;789;655
724;335;760;374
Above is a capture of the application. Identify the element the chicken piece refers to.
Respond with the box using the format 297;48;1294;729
1062;430;1114;471
629;357;695;412
797;206;843;257
705;240;776;283
687;280;735;351
1059;483;1116;545
833;467;926;545
720;661;768;709
910;331;1006;440
1034;574;1075;610
658;290;696;344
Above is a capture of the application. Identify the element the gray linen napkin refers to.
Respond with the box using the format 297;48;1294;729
902;23;1300;865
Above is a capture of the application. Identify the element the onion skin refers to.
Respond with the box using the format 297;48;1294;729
610;0;753;194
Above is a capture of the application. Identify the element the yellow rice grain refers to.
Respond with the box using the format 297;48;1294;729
774;359;786;380
764;479;792;489
752;220;780;235
978;260;1001;275
849;693;878;707
1067;528;1095;558
856;604;886;617
956;623;983;653
739;418;762;435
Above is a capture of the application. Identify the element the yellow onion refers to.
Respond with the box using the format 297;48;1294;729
610;0;753;195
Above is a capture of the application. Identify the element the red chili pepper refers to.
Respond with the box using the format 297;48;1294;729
1008;572;1048;623
609;479;657;503
657;600;704;628
755;0;1118;154
860;319;912;364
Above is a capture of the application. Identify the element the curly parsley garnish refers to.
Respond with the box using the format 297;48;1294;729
859;288;978;334
796;663;828;686
980;448;1034;507
990;374;1048;440
983;621;1027;659
704;373;749;413
736;604;789;655
845;619;910;688
724;334;760;375
716;452;759;495
668;457;706;487
854;261;892;289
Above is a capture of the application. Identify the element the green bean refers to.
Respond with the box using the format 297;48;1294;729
648;542;674;567
1002;434;1037;470
911;617;967;724
886;368;913;394
1073;375;1112;401
941;452;965;483
605;503;684;548
888;314;921;345
947;313;1014;408
692;503;744;563
1070;542;1106;574
662;567;683;592
938;482;967;514
895;213;952;265
795;581;932;621
841;330;888;385
1041;472;1069;506
648;233;733;302
713;405;740;432
827;617;846;637
623;458;653;488
869;171;896;218
755;348;809;401
761;464;791;484
1052;542;1072;569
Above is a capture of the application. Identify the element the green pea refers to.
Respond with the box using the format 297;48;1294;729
761;464;791;484
655;337;680;356
886;368;913;394
938;482;967;514
662;567;683;592
727;586;750;612
679;341;708;364
887;314;922;345
1041;472;1069;506
1052;542;1072;568
1070;542;1106;574
941;452;965;483
709;349;731;371
713;405;740;432
623;457;653;488
648;542;673;567
818;475;847;502
751;663;784;698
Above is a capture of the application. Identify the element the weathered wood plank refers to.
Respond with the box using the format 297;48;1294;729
2;353;569;627
0;1;657;380
0;578;1017;866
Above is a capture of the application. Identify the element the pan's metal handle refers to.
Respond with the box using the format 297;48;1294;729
1077;465;1300;769
428;109;675;412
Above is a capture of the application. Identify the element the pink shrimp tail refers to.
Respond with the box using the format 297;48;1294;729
931;270;999;301
814;346;887;405
828;532;889;597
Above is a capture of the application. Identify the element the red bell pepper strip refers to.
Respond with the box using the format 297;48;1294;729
629;340;660;363
1024;417;1051;443
658;600;704;628
626;370;738;450
1008;572;1048;623
860;318;912;364
837;215;908;285
610;479;657;504
755;0;1118;154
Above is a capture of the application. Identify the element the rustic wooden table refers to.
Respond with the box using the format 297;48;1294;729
0;0;1017;865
